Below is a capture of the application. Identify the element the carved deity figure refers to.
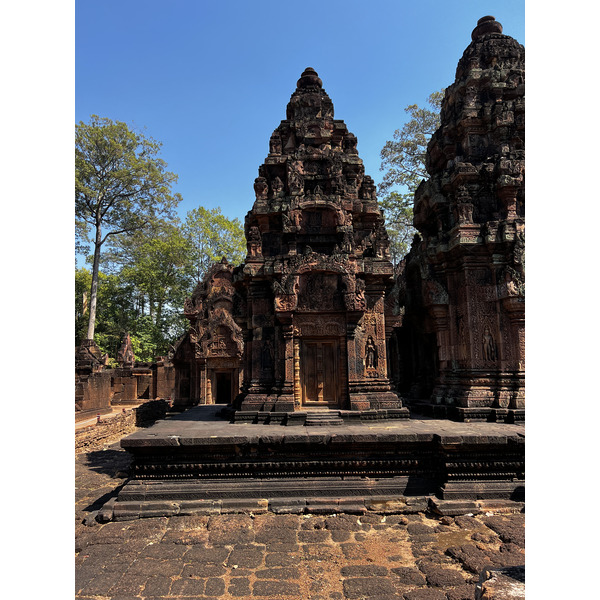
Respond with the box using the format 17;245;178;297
248;226;262;257
271;176;284;196
365;335;378;369
482;326;496;362
261;338;274;374
269;133;282;155
355;278;366;310
288;166;304;195
253;177;268;200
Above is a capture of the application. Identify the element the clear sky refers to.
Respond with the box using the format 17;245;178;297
75;0;525;224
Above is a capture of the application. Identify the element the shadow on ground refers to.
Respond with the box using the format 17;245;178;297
82;445;132;477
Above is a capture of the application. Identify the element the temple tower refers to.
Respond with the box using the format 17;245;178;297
397;16;525;421
236;68;406;414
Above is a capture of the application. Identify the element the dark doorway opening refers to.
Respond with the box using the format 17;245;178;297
215;372;232;404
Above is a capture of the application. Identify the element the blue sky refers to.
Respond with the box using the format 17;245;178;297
76;0;525;224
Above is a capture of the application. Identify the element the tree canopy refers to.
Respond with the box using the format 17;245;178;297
75;117;247;361
378;91;443;262
76;115;181;339
183;206;246;285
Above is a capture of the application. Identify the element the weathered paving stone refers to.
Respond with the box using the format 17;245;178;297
255;526;298;544
341;565;390;577
454;515;482;530
182;563;227;577
417;562;466;587
142;575;172;597
264;542;300;553
331;529;352;542
184;544;231;564
391;567;427;586
496;542;525;566
228;577;251;597
302;543;342;561
325;514;361;530
445;584;476;600
359;514;383;524
108;573;147;596
209;524;255;545
252;580;301;597
301;516;327;529
227;545;265;568
79;572;122;596
260;514;301;528
407;522;435;536
341;542;366;559
446;544;493;574
256;566;301;579
343;577;399;598
299;529;331;543
169;577;206;596
265;552;298;566
205;577;226;596
482;515;525;547
125;557;182;577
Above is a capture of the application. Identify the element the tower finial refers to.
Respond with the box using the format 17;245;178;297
471;16;503;40
297;67;322;89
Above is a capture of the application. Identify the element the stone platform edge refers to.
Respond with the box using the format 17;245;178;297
99;494;524;522
220;406;524;424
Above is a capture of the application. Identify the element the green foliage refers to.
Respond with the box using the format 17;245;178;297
379;91;443;261
76;201;245;362
76;115;181;339
183;206;245;284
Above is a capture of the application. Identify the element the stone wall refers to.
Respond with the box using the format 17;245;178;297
75;399;170;454
75;371;113;422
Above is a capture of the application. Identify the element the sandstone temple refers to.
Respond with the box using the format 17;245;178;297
78;16;526;522
77;15;524;426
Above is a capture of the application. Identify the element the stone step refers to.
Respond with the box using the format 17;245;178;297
304;411;344;426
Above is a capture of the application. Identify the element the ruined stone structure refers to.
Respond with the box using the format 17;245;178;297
75;339;112;421
390;16;525;421
75;336;178;420
116;333;135;368
180;259;244;406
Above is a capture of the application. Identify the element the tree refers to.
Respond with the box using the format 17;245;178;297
183;206;245;285
107;217;192;356
76;115;181;340
379;91;443;262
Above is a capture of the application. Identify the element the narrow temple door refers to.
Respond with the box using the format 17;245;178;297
300;339;339;407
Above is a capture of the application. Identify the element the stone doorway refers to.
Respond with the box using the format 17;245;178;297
214;371;232;404
300;339;340;408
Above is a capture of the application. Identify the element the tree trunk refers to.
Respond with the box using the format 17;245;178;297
86;222;102;339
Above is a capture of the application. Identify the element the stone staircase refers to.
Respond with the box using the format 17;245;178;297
304;411;344;426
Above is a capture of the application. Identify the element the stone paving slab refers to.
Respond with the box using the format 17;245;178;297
76;437;525;600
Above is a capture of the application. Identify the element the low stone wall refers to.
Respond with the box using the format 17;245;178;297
75;371;112;422
75;399;170;454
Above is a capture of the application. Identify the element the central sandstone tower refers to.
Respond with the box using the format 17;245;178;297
235;67;406;416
